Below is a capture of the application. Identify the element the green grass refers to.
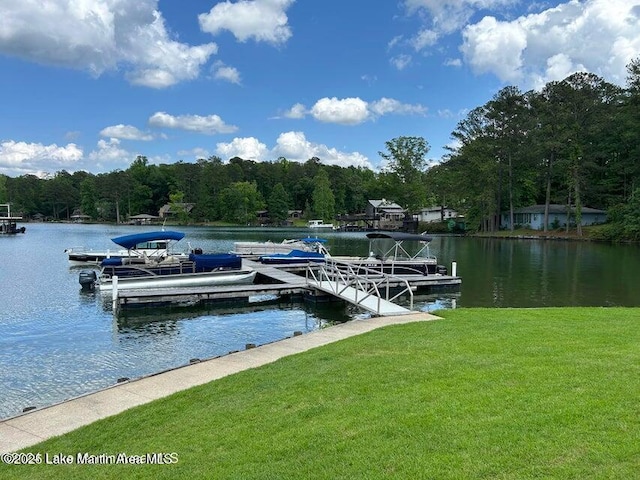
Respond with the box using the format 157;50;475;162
3;308;640;479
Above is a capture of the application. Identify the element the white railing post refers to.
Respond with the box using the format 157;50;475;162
451;261;457;277
111;275;119;312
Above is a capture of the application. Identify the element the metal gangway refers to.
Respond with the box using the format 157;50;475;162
306;259;414;316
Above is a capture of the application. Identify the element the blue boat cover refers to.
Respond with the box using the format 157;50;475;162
259;249;326;264
299;237;327;243
111;231;185;249
189;253;242;271
101;257;124;266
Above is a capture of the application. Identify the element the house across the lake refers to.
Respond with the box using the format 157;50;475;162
501;204;607;230
415;206;458;224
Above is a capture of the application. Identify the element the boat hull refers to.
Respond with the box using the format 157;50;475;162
98;269;257;292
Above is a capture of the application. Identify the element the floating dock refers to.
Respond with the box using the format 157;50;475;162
113;259;461;316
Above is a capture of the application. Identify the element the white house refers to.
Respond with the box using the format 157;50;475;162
415;206;458;223
501;204;607;230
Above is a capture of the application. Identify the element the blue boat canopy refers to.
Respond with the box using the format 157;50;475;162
299;237;327;243
111;231;185;249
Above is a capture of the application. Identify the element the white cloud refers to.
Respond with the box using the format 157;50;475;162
0;140;83;176
461;0;640;87
272;131;373;169
148;112;238;135
100;124;154;141
216;137;269;161
369;98;427;116
212;61;241;84
199;0;294;45
283;103;308;119
403;0;517;39
87;138;132;170
0;1;217;88
390;54;412;70
308;97;427;125
177;147;211;160
461;15;527;82
213;131;373;169
411;28;440;50
311;97;370;125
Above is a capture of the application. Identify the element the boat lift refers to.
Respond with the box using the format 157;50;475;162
0;203;25;235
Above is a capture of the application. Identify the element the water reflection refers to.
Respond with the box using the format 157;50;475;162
2;224;639;420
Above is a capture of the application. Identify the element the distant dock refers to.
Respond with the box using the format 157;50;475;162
114;259;462;315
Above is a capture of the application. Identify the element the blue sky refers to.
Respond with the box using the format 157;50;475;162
0;0;638;177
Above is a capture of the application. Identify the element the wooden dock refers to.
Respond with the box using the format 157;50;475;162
114;259;461;314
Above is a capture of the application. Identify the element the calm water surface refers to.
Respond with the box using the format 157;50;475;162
0;223;638;419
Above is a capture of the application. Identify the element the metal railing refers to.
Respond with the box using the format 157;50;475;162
306;258;413;315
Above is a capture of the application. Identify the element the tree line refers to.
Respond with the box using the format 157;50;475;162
1;58;639;241
427;58;640;241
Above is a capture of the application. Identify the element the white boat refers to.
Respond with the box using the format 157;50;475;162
308;219;335;229
84;252;256;292
66;230;187;266
329;231;447;276
232;237;328;257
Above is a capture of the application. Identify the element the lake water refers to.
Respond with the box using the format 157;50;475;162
1;223;638;419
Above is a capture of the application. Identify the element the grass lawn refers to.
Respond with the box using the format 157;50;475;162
2;307;639;479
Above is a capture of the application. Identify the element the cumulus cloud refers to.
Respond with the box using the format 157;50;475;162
86;138;134;171
100;124;154;141
215;137;269;161
199;0;294;45
148;112;238;135
460;0;640;87
310;97;370;125
283;103;307;119
0;0;217;88
212;61;241;84
272;131;373;169
0;140;83;176
307;97;427;125
212;131;372;168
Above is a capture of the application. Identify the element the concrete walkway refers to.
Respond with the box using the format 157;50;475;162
0;312;439;453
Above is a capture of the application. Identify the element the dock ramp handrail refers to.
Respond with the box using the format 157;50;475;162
306;259;413;316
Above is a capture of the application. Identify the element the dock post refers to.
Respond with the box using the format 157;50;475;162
112;276;119;312
451;261;457;277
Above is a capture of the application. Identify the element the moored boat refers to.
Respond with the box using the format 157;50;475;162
66;230;187;266
82;252;256;292
232;237;328;257
259;249;327;264
307;219;336;229
331;231;447;276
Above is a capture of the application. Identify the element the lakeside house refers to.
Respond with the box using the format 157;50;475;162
501;204;607;230
129;214;159;225
415;206;458;224
159;203;195;219
366;199;406;230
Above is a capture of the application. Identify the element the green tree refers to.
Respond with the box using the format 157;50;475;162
311;169;335;221
169;190;190;225
378;136;429;214
80;176;98;219
219;181;265;224
267;183;290;225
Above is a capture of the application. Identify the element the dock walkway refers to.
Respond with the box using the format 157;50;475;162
114;259;461;314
